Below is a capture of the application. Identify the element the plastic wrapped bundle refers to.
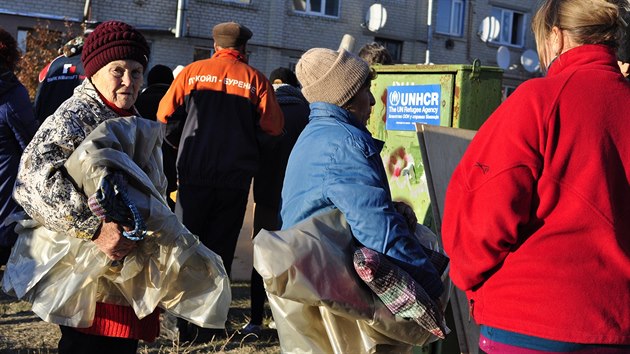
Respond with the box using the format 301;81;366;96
254;209;451;354
2;117;231;329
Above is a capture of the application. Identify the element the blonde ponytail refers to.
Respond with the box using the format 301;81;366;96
533;0;621;68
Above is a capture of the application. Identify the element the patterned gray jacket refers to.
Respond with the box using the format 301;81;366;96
14;79;134;240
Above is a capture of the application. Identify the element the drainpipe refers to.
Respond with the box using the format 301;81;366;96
83;0;91;21
175;0;187;38
425;0;433;64
466;0;475;62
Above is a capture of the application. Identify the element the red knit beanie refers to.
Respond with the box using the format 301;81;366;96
81;20;150;78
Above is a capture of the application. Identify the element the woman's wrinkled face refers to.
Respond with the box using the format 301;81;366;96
91;59;144;110
344;80;376;126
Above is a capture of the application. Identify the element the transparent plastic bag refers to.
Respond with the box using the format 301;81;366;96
2;117;231;328
253;209;451;353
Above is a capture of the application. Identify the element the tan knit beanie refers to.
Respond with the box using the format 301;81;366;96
296;48;370;106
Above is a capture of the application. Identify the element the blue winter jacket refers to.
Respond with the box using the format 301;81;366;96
281;102;443;298
0;69;38;247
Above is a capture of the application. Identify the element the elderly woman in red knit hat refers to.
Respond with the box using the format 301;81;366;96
12;20;155;354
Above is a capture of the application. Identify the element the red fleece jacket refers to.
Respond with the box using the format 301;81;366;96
442;44;630;344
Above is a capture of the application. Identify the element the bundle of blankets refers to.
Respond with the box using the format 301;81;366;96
253;209;451;354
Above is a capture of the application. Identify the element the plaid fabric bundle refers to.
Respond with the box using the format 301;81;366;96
353;246;448;339
87;171;147;241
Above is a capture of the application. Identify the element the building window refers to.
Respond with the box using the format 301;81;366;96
17;29;29;54
490;6;526;47
502;85;516;101
287;57;300;73
435;0;465;36
293;0;340;17
193;46;214;61
375;37;402;63
222;0;251;4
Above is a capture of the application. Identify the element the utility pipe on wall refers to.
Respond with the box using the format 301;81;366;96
83;0;91;21
425;0;433;64
175;0;188;38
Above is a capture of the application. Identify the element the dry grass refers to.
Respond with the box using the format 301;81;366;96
0;271;280;354
137;283;280;354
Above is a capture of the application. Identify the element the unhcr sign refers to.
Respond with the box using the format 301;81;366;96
386;85;441;131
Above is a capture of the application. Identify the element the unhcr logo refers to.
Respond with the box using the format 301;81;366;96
389;90;401;106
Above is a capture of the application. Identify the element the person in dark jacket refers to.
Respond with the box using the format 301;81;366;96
617;1;630;77
135;64;174;121
135;64;176;210
32;22;98;124
242;67;309;335
0;27;39;265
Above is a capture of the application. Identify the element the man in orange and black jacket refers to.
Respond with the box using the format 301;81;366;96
157;19;283;299
157;21;283;341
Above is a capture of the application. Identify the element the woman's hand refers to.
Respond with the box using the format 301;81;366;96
92;220;137;260
393;201;417;234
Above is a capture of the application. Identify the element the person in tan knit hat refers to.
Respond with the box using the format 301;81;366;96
277;48;444;351
296;47;372;111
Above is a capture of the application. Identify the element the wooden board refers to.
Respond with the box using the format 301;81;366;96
416;123;479;354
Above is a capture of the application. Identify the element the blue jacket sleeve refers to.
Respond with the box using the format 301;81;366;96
7;85;38;150
324;135;444;299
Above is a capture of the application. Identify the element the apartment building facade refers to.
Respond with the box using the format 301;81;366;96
1;0;540;93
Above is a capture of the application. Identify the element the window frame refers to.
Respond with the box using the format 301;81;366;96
17;29;29;54
375;37;403;63
502;85;516;101
193;46;214;62
435;0;466;37
490;6;527;47
293;0;340;18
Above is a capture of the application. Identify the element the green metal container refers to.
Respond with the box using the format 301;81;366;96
367;60;503;225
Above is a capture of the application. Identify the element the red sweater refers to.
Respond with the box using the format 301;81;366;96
442;44;630;344
76;303;160;341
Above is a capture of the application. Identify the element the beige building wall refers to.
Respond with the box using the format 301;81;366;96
2;0;542;82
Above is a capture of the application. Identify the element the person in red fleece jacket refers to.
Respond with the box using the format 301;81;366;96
442;0;630;352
